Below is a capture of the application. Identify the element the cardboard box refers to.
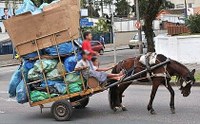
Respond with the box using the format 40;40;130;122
4;0;80;56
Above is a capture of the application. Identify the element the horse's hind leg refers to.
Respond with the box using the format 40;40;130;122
147;80;160;114
165;83;175;114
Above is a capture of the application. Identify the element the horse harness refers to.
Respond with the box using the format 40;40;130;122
118;53;172;87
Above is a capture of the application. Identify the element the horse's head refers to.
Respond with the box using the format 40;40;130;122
179;69;196;97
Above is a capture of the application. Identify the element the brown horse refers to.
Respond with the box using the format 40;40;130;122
108;53;196;114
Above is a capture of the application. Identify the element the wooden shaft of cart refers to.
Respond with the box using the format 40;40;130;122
105;58;171;89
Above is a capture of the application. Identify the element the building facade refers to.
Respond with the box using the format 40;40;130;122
167;0;200;9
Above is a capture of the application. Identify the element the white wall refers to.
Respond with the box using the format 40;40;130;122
155;35;200;63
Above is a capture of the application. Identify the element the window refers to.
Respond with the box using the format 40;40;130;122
188;3;193;8
176;4;184;8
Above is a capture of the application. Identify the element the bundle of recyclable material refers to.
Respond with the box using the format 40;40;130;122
6;0;83;105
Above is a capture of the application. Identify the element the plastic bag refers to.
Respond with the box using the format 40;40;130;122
54;83;67;94
30;90;49;102
65;73;81;83
8;67;22;97
22;52;39;60
15;0;42;15
46;68;62;80
64;53;82;72
40;80;63;88
34;59;58;73
16;80;28;104
28;68;42;81
44;42;78;56
69;82;82;93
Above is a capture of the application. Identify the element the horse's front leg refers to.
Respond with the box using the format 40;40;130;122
165;83;175;114
147;80;160;114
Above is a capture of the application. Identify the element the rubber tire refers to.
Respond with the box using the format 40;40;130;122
70;97;89;109
51;100;73;121
99;49;104;55
129;46;134;49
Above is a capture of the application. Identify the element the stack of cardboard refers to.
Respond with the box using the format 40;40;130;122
4;0;80;56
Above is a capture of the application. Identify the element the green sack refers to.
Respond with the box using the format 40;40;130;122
30;90;49;102
65;73;81;83
34;59;58;73
28;68;41;81
46;68;63;80
68;82;82;94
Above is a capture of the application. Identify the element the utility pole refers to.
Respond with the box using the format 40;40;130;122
184;0;188;18
101;0;104;16
135;0;143;54
109;2;116;63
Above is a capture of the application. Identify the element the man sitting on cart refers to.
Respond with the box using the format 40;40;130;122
75;51;124;84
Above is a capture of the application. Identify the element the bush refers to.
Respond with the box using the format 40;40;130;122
186;14;200;34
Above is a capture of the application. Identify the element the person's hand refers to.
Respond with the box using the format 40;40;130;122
95;51;100;56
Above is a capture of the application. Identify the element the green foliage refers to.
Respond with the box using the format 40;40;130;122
82;18;110;33
93;18;111;33
132;0;175;19
80;0;87;8
115;0;131;17
186;14;200;33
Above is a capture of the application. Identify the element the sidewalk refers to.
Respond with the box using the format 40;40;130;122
104;44;129;52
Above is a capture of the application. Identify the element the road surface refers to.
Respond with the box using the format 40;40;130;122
0;49;200;124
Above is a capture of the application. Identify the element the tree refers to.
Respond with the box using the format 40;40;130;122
80;0;87;8
186;14;200;34
115;0;131;17
133;0;175;52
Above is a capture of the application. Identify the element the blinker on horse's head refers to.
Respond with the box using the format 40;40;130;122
179;69;196;97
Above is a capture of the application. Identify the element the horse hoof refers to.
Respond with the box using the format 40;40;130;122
170;108;176;114
122;106;127;111
113;107;120;112
149;109;156;115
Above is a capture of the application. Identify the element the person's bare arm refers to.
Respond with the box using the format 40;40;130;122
96;66;114;72
75;66;88;71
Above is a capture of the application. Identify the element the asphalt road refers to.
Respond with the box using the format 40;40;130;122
0;49;200;124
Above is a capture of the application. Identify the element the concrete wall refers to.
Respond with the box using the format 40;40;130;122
155;35;200;63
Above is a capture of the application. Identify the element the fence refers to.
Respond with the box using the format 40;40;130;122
167;25;190;36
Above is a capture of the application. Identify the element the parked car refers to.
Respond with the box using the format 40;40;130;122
91;41;104;55
128;32;147;49
74;38;104;55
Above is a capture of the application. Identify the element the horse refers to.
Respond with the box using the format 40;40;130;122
108;53;196;114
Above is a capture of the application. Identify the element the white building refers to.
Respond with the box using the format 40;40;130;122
167;0;200;9
93;0;134;16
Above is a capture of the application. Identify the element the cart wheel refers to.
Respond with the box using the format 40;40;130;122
70;97;90;109
75;97;89;109
51;100;73;121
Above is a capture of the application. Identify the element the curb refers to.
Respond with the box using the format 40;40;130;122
0;63;20;68
105;47;129;52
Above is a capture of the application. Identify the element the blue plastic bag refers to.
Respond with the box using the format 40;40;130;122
40;80;63;88
15;0;42;15
8;67;22;97
54;83;66;94
22;52;40;60
44;42;78;56
16;80;28;104
64;54;82;72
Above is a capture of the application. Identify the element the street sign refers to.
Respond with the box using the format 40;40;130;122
80;18;93;27
135;21;141;29
85;22;94;27
80;18;89;23
81;9;88;17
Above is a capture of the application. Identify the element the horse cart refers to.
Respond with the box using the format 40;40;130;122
4;0;171;121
